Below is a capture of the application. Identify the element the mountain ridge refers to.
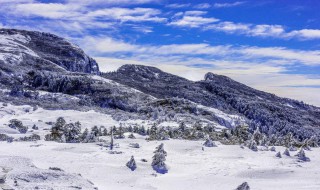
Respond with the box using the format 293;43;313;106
0;28;319;141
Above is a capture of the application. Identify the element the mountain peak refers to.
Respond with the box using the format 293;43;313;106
0;28;100;75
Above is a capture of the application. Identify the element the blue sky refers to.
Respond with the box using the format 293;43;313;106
1;0;320;106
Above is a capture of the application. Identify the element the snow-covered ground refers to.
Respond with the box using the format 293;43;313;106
0;139;320;190
0;103;320;190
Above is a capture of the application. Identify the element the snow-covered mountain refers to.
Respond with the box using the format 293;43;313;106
1;28;320;190
0;28;319;140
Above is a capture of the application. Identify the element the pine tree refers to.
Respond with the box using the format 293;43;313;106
81;128;89;142
126;156;137;171
247;138;258;151
110;130;114;150
289;145;297;151
91;126;99;137
269;146;276;152
152;143;168;174
203;137;217;147
295;148;310;162
63;122;81;143
148;124;158;140
128;133;136;139
117;126;125;139
236;182;250;190
51;117;66;141
283;148;290;156
102;128;108;136
275;151;282;158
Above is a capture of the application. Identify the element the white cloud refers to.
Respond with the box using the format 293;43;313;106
80;35;320;66
66;0;160;5
86;7;166;23
166;3;191;9
169;12;219;28
193;3;211;9
213;1;246;8
204;20;320;40
13;3;82;19
287;29;320;39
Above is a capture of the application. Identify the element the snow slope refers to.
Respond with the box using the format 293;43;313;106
0;103;319;190
0;139;319;190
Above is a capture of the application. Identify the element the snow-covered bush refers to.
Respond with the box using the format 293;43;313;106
275;151;282;158
247;138;258;151
283;148;290;156
128;133;136;139
126;156;137;171
8;119;28;134
236;182;250;190
152;143;168;174
129;143;140;148
203;138;217;147
19;134;40;141
295;148;310;162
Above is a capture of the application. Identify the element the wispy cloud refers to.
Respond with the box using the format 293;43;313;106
165;3;190;9
193;3;211;9
213;1;246;8
169;11;219;28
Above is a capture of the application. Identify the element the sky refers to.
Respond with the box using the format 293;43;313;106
0;0;320;106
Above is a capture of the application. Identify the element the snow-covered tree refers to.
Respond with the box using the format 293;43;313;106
126;156;137;171
295;148;310;162
283;148;290;156
50;117;66;141
148;124;158;140
203;137;217;147
152;143;168;174
91;126;100;137
81;128;89;141
289;145;297;151
275;151;282;158
110;130;114;150
247;138;258;151
128;133;136;139
236;182;250;190
269;146;276;152
32;124;38;130
117;126;125;139
63;122;81;143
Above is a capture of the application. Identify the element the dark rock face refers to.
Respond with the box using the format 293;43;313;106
103;64;320;139
0;28;99;74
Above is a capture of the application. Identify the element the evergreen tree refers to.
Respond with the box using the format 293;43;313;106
152;143;168;174
247;138;258;151
269;146;276;152
236;182;250;190
252;127;262;145
203;137;217;147
128;133;136;139
63;122;81;143
275;151;282;158
148;124;158;140
289;145;297;151
117;126;125;139
51;117;66;141
102;128;108;136
110;130;114;150
295;148;310;162
283;148;290;156
91;126;99;137
81;128;89;142
126;156;137;171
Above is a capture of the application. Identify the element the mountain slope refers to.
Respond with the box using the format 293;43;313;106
103;65;320;139
0;28;240;129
